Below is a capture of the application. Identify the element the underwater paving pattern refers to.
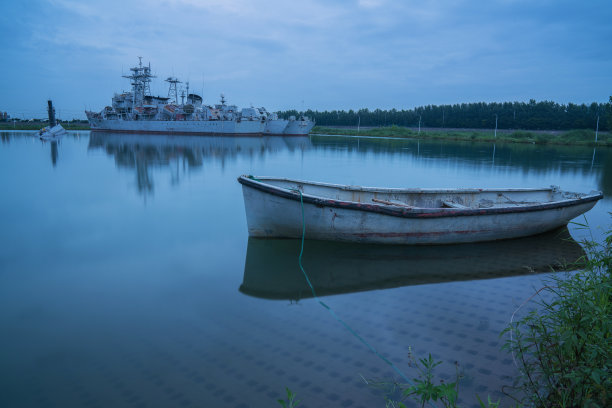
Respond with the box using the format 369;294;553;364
11;272;545;408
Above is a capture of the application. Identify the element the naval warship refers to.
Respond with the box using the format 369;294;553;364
86;58;315;136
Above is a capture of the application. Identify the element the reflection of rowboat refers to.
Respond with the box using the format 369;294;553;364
239;227;585;300
238;176;602;244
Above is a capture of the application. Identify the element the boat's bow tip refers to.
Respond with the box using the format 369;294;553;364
583;189;604;200
238;174;265;186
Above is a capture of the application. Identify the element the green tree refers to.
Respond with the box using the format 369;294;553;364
280;99;610;130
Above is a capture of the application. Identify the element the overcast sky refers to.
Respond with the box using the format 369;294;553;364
1;0;611;120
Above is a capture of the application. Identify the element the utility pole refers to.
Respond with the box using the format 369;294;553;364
357;115;360;133
418;114;422;135
595;115;599;143
495;114;498;139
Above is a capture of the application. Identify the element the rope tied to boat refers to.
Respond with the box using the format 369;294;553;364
247;174;263;182
290;187;422;393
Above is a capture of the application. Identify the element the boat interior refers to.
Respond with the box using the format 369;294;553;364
256;178;582;209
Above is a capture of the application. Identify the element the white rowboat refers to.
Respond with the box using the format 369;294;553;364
238;175;603;245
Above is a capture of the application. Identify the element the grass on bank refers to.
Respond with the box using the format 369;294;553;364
501;222;611;408
312;126;612;146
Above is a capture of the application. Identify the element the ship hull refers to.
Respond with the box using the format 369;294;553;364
88;118;265;135
264;119;289;134
284;119;315;135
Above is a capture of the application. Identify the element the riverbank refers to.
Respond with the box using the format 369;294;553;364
312;125;612;146
3;122;610;146
0;122;90;131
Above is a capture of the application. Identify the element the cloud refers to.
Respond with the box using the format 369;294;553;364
1;0;610;118
358;0;386;9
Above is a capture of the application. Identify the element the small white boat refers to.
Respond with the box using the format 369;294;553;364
38;100;66;140
238;175;603;244
38;124;66;140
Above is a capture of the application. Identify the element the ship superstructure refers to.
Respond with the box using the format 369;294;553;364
86;58;315;135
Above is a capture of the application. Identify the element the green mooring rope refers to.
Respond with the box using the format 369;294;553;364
292;188;419;389
247;174;263;182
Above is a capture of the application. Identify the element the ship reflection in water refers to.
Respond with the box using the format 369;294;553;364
240;227;585;300
88;132;312;193
43;140;59;167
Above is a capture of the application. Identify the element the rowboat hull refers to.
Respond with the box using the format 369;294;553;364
238;176;602;245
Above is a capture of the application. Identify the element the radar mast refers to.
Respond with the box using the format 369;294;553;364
165;77;182;105
122;57;156;107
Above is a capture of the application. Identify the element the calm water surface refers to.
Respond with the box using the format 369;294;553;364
0;131;610;408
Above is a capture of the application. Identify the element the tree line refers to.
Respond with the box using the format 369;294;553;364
280;99;612;131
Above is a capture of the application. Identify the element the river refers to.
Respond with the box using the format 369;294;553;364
0;131;609;407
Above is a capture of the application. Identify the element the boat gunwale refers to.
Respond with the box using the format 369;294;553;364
238;175;603;219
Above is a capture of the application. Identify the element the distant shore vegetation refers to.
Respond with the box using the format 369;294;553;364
280;99;612;132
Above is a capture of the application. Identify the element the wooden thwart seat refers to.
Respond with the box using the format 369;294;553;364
441;200;468;209
372;198;413;208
